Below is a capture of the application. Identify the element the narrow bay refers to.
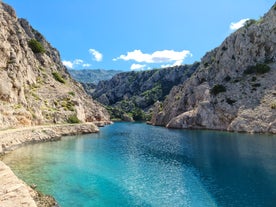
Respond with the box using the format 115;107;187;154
3;122;276;207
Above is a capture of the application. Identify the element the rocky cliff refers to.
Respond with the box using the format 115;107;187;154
151;4;276;133
91;64;198;120
0;2;109;129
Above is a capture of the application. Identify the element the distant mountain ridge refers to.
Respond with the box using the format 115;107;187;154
68;69;122;84
89;64;199;120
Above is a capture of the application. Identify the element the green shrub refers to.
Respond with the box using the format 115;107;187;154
244;64;270;75
251;77;257;82
28;39;45;53
210;84;226;95
52;72;66;84
68;91;75;96
252;83;261;87
271;102;276;110
131;108;146;121
67;115;81;123
255;64;270;74
224;75;231;82
61;100;75;111
244;19;256;28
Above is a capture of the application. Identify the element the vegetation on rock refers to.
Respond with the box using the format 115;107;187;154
86;63;199;121
52;72;66;84
67;114;81;124
150;3;276;133
210;84;226;95
244;63;271;75
0;2;110;129
28;39;45;53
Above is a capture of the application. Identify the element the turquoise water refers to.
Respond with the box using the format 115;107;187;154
3;122;276;207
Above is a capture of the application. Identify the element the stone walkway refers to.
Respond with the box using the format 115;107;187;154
0;161;37;207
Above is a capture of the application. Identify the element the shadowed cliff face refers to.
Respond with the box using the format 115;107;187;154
151;4;276;133
0;2;109;129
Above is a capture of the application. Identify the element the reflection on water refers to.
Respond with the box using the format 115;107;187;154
3;122;276;207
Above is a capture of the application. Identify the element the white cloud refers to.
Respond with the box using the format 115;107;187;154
130;63;147;71
62;59;91;69
113;49;192;66
161;60;183;68
230;18;249;31
62;60;74;69
89;49;103;62
73;59;84;65
82;63;91;68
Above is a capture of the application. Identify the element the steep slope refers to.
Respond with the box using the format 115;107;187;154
151;4;276;133
0;2;109;130
68;69;123;84
91;64;198;120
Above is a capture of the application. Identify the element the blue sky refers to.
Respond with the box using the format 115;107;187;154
4;0;275;71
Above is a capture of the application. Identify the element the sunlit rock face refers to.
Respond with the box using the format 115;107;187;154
151;4;276;133
0;2;110;129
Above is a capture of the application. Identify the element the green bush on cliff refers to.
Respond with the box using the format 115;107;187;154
141;84;162;105
52;72;66;84
105;106;125;120
131;107;146;121
28;39;45;53
244;19;257;28
244;64;270;75
211;84;226;96
67;114;81;124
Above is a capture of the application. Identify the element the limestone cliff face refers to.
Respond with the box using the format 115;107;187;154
91;64;198;120
0;2;109;129
93;64;198;106
151;4;276;133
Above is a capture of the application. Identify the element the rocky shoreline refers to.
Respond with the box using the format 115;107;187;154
0;122;110;207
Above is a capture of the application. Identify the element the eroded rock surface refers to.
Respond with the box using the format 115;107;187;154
0;2;109;130
151;4;276;133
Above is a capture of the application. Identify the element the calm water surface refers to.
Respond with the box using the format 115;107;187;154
3;122;276;207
